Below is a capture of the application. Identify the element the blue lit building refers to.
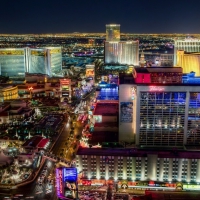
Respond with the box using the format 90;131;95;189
182;71;200;84
119;82;200;147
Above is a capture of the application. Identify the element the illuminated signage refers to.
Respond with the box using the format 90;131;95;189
0;50;24;55
56;168;64;198
149;86;164;91
131;87;136;100
60;79;71;85
82;180;92;186
183;184;200;190
63;167;77;183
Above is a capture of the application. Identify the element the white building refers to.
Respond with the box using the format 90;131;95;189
174;38;200;65
76;148;200;183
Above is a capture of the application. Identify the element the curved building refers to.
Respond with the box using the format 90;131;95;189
174;38;200;65
176;50;200;76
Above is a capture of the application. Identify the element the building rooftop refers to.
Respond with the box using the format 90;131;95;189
119;73;200;86
77;147;200;159
22;136;49;149
134;66;182;73
93;103;118;116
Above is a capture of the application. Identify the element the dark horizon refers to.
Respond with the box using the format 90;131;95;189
1;0;200;34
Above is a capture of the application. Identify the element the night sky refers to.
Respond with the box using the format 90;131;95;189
1;0;200;34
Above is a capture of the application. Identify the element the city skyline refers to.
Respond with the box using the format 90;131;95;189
0;0;200;34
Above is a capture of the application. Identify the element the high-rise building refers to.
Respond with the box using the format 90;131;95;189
174;38;200;65
104;41;139;65
0;47;62;77
28;48;48;75
106;24;120;42
28;47;62;76
105;24;139;66
119;70;200;147
46;47;62;76
176;50;200;76
0;48;29;77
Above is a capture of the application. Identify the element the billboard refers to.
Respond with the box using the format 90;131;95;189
120;102;133;123
63;167;78;183
56;167;78;199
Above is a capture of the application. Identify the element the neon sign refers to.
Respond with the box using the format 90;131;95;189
149;86;164;91
60;79;71;85
56;168;64;197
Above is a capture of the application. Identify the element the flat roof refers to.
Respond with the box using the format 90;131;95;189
93;103;118;116
77;147;200;159
119;73;200;86
95;122;118;127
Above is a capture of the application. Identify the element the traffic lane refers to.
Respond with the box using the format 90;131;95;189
34;160;55;199
52;117;71;156
52;116;83;159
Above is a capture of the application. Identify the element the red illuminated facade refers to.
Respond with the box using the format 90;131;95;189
133;67;183;84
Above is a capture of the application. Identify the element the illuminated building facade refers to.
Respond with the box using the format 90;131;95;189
60;79;71;102
0;85;18;102
174;38;200;65
85;64;95;85
0;48;29;77
176;50;200;76
28;48;48;75
119;83;200;147
133;67;183;84
0;47;62;77
104;41;139;65
76;148;200;183
106;24;120;42
28;47;62;76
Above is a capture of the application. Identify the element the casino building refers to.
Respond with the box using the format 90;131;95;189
0;48;29;77
76;148;200;184
104;24;139;66
28;47;62;76
119;67;200;146
0;47;62;77
174;38;200;65
76;66;200;186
